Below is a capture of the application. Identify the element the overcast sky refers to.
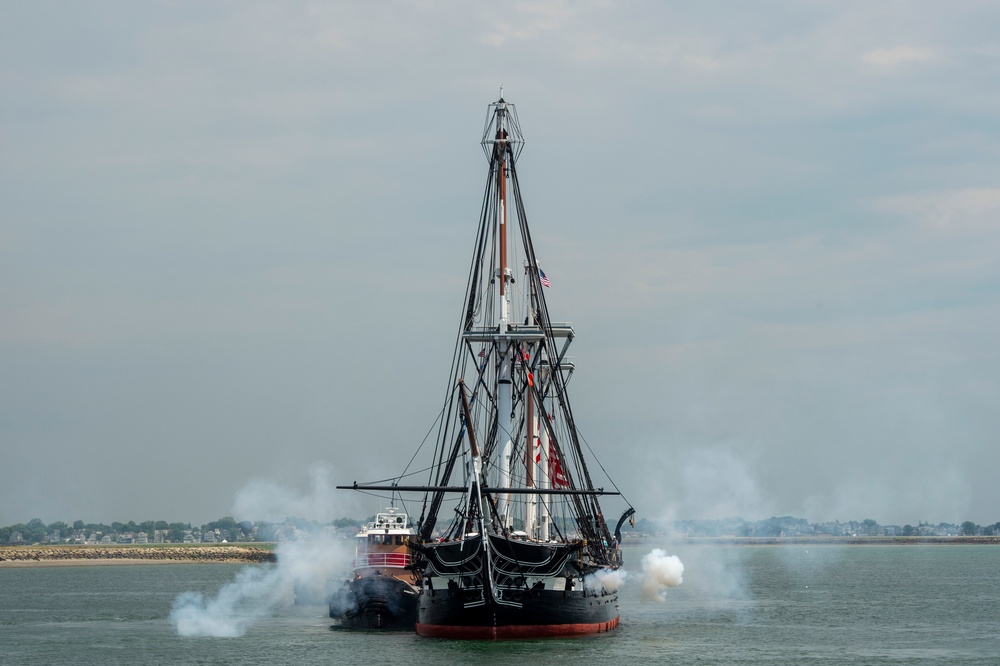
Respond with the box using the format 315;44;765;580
3;2;999;528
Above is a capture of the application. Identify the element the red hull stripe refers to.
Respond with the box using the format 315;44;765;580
416;615;620;639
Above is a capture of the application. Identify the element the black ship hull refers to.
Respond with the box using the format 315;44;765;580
417;586;619;638
413;534;621;638
329;574;419;630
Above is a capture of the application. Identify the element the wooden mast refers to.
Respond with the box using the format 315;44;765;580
498;126;508;298
496;100;513;529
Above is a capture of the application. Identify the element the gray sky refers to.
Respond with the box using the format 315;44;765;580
3;2;999;527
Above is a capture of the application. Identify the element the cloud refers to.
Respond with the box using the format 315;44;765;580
480;0;578;46
877;188;1000;232
4;1;1000;530
683;54;720;71
861;46;937;67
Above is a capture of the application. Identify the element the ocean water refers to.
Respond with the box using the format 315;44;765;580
2;542;999;665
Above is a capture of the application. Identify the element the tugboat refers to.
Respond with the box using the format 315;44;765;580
328;507;419;629
340;94;634;639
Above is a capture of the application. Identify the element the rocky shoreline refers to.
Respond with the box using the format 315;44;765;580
0;545;277;567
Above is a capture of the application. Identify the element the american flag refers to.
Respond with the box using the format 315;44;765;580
534;443;568;488
549;447;569;488
478;348;487;357
539;269;551;288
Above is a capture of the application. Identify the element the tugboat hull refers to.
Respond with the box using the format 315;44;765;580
330;575;419;630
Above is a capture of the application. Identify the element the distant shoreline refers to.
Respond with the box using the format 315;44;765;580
0;544;277;567
639;536;1000;546
4;537;998;569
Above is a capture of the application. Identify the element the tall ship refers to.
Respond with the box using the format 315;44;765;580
341;95;634;639
328;507;419;629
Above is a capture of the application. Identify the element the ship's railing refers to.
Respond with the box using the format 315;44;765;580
354;552;412;569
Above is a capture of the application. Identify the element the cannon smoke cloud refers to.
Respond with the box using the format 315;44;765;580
170;467;352;637
584;568;628;593
640;548;684;602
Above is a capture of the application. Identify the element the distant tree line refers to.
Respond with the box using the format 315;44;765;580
630;516;1000;538
10;514;998;545
1;515;365;545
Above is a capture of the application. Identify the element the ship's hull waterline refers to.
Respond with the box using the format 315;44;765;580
417;587;620;638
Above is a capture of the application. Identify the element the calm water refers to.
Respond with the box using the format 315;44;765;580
2;543;999;665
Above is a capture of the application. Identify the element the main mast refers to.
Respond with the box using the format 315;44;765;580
487;96;520;530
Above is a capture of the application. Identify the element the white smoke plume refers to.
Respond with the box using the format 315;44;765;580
170;528;350;637
170;468;353;637
232;463;349;523
584;568;628;593
640;548;684;602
